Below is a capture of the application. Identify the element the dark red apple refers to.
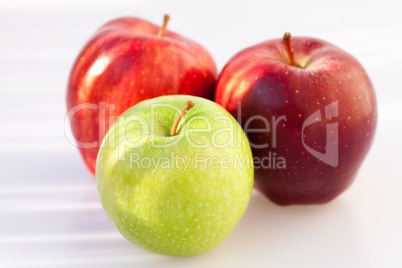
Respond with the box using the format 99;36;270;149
67;15;217;176
215;33;377;205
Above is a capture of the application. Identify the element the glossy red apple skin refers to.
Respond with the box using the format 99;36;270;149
67;17;217;176
215;36;377;205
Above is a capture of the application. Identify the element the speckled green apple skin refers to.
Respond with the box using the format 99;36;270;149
96;95;254;256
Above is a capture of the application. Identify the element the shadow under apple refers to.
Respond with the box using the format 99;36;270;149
145;190;365;268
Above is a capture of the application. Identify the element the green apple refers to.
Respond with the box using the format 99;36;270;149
96;95;254;256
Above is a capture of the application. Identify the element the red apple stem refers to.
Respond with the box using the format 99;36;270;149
158;14;170;37
170;100;195;136
283;32;295;67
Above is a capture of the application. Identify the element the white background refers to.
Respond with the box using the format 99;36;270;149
1;0;402;267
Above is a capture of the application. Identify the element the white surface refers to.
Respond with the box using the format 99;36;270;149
1;0;402;267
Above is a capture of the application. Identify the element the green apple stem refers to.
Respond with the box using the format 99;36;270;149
170;100;195;136
283;32;295;67
158;14;170;37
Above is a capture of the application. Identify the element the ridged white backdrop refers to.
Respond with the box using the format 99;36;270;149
0;0;401;267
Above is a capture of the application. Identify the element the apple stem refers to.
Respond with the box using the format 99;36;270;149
158;14;170;37
170;100;195;136
283;32;295;67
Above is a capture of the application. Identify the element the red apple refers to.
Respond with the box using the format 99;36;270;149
67;15;217;176
215;33;377;205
